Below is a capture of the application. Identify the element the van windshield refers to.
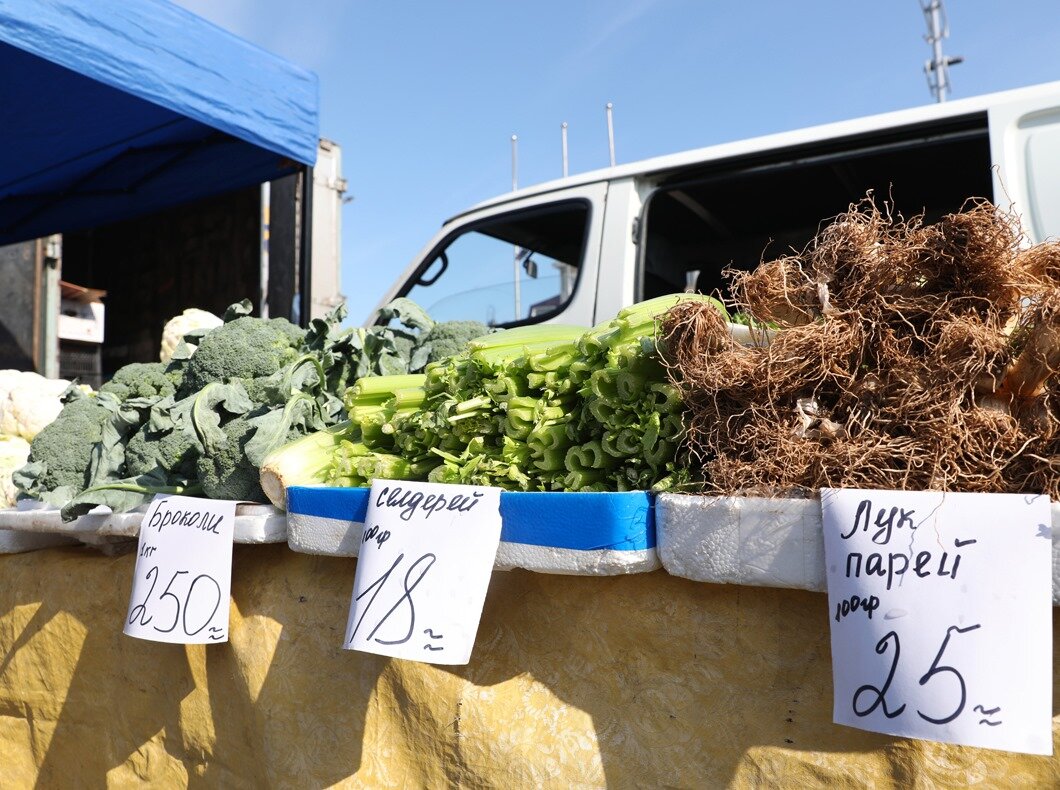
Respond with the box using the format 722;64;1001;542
402;202;588;326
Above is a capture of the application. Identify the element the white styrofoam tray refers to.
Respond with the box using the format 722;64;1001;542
0;528;78;554
656;494;1060;605
286;486;660;576
0;499;287;545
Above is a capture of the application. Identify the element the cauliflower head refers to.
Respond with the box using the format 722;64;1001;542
0;435;30;507
0;370;73;440
160;308;224;363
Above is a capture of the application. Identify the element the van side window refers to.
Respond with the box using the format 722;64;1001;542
402;202;588;326
640;117;992;301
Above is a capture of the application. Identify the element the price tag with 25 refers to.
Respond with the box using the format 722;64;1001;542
344;480;502;665
821;489;1052;755
124;495;235;644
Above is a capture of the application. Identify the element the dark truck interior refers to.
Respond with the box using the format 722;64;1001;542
639;112;994;300
59;171;307;380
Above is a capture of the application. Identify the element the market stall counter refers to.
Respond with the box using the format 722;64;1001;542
2;202;1059;784
0;544;1056;787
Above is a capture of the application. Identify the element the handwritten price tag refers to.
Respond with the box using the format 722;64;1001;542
821;489;1052;755
343;480;502;665
124;495;235;644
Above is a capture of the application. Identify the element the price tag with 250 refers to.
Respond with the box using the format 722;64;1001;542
124;495;235;644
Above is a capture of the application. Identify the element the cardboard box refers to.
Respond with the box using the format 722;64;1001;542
57;282;105;344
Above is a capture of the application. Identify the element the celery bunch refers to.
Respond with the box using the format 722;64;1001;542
566;295;703;491
419;324;585;488
260;294;726;508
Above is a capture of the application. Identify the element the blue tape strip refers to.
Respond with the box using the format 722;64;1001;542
288;485;370;523
499;490;655;551
286;486;655;552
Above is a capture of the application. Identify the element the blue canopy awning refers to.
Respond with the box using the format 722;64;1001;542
0;0;319;245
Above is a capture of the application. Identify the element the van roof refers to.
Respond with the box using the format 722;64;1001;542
447;80;1060;225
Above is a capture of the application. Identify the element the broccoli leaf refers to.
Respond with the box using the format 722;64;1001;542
60;383;90;405
280;356;327;397
378;353;408;376
182;326;215;344
244;394;323;468
39;484;79;509
86;418;132;488
82;391;171;489
223;299;254;322
59;469;199;522
186;382;255;453
303;301;349;351
409;342;432;372
318;391;346;423
12;460;46;500
168;325;215;363
146;396;178;433
377;297;434;333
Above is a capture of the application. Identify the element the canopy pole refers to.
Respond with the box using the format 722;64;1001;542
298;164;314;326
260;182;271;319
40;236;61;378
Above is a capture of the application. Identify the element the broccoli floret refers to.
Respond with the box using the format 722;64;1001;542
178;316;305;397
100;362;181;401
124;424;200;480
241;375;281;406
18;397;110;496
195;414;268;502
418;320;490;365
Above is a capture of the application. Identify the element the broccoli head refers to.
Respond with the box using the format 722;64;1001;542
17;397;110;497
178;316;305;397
418;320;490;365
240;374;284;407
100;362;181;401
195;414;268;502
124;424;201;480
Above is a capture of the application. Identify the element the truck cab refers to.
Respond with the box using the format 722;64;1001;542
376;81;1060;328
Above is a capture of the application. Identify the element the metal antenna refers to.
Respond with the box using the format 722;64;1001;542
510;134;518;190
920;0;963;102
510;134;521;319
561;122;569;177
605;102;616;166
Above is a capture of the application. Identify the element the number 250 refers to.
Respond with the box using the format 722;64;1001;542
128;566;222;636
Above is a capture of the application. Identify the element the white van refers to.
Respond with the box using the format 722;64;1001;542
375;80;1060;327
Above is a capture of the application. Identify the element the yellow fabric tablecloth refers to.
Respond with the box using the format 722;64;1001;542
0;544;1055;787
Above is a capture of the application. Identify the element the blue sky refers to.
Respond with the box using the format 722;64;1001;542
173;0;1060;323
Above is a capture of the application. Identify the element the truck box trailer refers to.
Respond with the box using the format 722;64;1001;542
0;140;346;386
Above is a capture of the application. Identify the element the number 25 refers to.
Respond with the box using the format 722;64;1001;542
853;623;980;725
